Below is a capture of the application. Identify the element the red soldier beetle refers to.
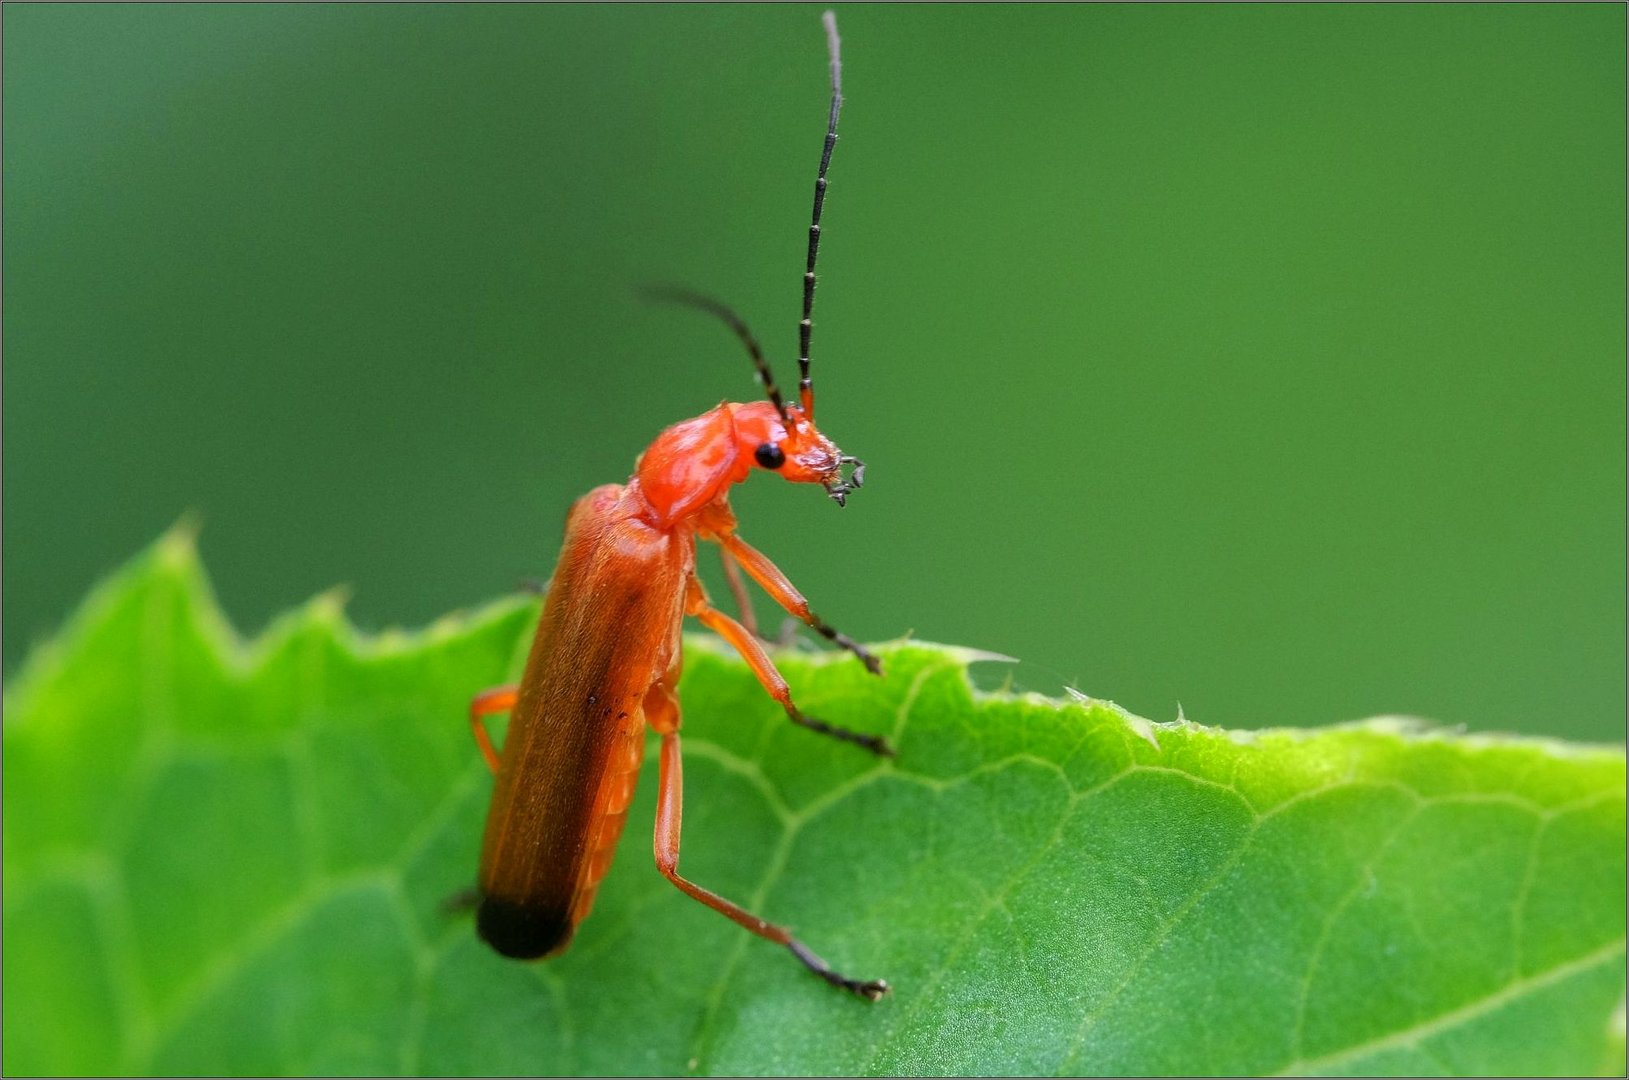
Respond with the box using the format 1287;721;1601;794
466;12;891;1001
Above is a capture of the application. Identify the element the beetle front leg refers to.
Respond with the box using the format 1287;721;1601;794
713;533;882;676
721;547;802;647
686;578;893;757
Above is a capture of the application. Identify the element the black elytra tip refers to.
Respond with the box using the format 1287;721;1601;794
476;895;576;960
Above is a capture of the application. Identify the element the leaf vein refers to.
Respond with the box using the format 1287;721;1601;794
1272;938;1628;1075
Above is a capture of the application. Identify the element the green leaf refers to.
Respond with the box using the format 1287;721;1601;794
4;528;1624;1076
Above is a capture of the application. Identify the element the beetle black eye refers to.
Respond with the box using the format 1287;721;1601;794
754;443;786;469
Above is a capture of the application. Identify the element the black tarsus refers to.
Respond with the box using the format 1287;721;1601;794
789;705;894;758
787;939;890;1001
809;615;883;676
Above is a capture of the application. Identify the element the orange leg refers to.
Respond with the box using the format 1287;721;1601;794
687;579;892;757
449;686;516;917
719;547;759;638
721;548;800;646
653;723;888;1000
714;533;882;675
468;686;517;775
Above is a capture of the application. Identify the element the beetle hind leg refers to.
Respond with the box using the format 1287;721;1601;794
652;722;888;1000
787;940;889;1001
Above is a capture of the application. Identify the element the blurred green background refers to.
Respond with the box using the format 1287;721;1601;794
4;5;1623;741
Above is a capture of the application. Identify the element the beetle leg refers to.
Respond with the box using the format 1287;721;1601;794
653;723;889;1001
713;533;883;676
721;548;802;646
686;580;893;757
719;547;760;638
468;686;518;775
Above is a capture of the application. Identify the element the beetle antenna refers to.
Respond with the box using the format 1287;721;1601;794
798;10;842;422
638;285;790;424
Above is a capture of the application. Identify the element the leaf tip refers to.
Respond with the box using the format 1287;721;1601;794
946;644;1019;666
1122;711;1161;749
1065;687;1161;749
156;513;204;570
305;584;353;624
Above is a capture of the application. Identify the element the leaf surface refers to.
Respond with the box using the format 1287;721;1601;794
3;530;1624;1076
